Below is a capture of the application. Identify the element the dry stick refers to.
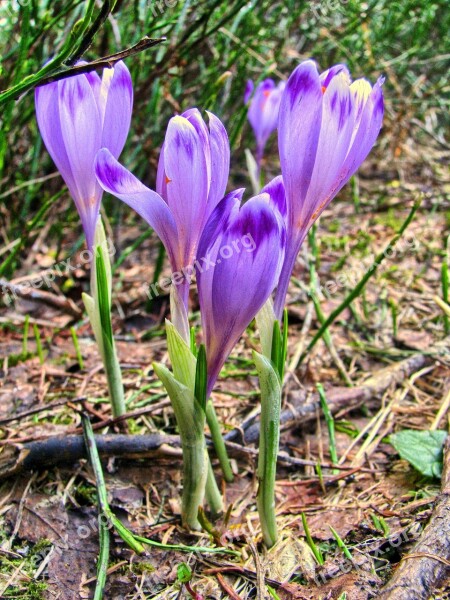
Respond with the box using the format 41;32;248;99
1;343;446;480
0;431;363;482
0;278;82;318
0;35;165;103
40;37;165;84
0;433;180;480
377;435;450;600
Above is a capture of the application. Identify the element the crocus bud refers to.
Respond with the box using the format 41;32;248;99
196;190;286;396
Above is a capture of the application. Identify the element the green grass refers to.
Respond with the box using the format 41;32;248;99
0;0;448;276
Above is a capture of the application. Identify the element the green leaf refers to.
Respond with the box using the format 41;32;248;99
195;344;207;411
82;291;105;361
153;362;204;443
96;246;113;344
177;562;192;584
190;326;197;356
270;321;283;375
255;297;276;358
281;308;288;380
253;351;282;547
389;430;447;478
166;320;196;391
92;220;112;301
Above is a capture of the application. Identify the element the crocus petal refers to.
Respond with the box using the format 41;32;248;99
278;60;323;232
320;64;351;88
182;108;212;191
164;115;209;266
58;75;104;247
338;78;384;186
248;78;277;156
274;63;384;319
35;82;79;202
197;192;286;395
205;111;230;212
244;79;254;103
261;175;287;221
95;149;180;269
155;142;168;201
300;71;356;227
100;61;134;158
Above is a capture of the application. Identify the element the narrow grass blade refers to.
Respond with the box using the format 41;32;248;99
297;200;420;365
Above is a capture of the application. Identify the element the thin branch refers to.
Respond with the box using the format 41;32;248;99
0;36;164;104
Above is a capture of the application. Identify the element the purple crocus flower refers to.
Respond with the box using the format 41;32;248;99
273;61;384;318
95;109;230;305
246;78;286;170
196;190;286;396
35;61;133;249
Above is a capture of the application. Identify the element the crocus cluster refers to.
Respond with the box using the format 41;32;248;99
36;57;383;406
36;58;383;540
95;111;286;395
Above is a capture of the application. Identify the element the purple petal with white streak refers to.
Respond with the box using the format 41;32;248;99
95;148;180;270
182;108;211;192
278;60;323;232
334;77;384;197
164;115;209;265
35;82;79;203
58;75;103;247
320;63;351;88
206;111;230;213
197;191;286;395
100;61;133;158
300;71;356;227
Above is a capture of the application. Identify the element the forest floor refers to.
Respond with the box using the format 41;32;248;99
0;146;449;599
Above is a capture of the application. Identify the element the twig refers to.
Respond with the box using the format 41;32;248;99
216;573;243;600
0;278;82;318
40;36;165;85
0;433;180;480
377;435;450;599
248;539;266;600
0;431;367;482
0;36;164;104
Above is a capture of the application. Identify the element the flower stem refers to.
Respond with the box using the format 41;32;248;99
205;455;223;516
86;220;126;420
94;519;110;600
102;328;126;418
253;352;281;548
153;362;208;530
181;440;208;530
205;400;234;483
